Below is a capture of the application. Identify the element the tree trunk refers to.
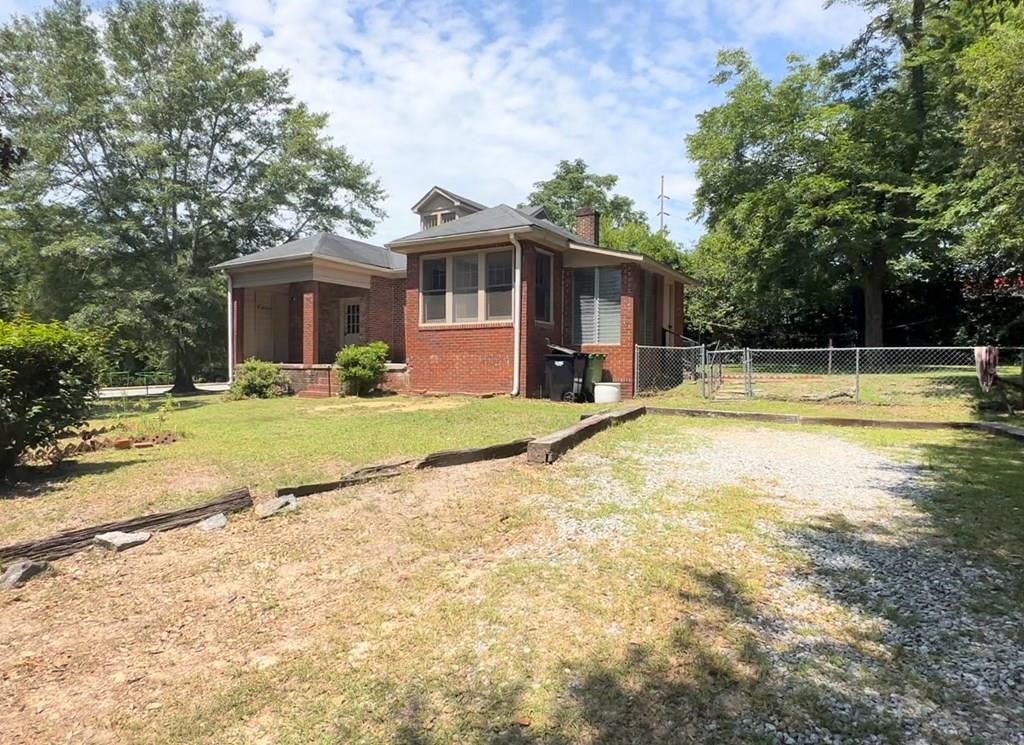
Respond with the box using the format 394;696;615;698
170;341;197;394
862;252;887;347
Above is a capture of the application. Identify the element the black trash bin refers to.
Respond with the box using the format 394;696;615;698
544;352;588;402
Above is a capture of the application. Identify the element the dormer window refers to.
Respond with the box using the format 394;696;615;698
421;211;457;230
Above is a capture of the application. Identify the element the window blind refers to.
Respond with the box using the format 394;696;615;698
573;267;620;344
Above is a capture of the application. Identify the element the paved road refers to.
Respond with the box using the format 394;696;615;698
97;382;229;399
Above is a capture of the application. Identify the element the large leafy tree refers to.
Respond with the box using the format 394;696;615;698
688;49;926;346
0;0;385;390
521;158;647;232
0;64;26;180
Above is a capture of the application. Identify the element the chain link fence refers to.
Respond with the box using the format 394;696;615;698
635;344;1024;410
633;345;704;396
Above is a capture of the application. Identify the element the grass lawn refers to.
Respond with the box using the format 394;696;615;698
645;369;1024;423
2;414;1022;743
0;393;600;545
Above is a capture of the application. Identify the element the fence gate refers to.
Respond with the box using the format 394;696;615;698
705;348;750;399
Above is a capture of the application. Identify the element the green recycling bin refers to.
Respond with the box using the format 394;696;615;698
582;354;605;402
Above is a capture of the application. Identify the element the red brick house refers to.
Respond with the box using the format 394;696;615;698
217;186;694;398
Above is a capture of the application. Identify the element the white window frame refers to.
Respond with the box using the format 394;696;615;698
535;249;554;325
419;247;516;326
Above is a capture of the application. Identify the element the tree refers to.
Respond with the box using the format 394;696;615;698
687;43;939;347
521;158;647;232
601;217;686;271
0;0;385;391
0;64;26;180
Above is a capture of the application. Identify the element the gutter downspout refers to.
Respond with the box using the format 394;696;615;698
226;274;234;384
509;233;523;396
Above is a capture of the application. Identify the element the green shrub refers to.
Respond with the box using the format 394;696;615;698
0;319;106;478
227;358;291;400
335;341;389;396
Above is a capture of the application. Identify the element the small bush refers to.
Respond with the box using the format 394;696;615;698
335;341;389;396
0;319;105;478
227;358;290;400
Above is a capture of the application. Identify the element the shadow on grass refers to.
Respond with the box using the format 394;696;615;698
913;433;1024;588
0;459;138;500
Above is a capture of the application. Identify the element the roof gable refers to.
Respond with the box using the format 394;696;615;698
388;204;594;248
411;186;487;214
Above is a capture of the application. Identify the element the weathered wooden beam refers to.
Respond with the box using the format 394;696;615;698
275;459;419;498
527;405;646;465
416;439;532;469
0;488;252;564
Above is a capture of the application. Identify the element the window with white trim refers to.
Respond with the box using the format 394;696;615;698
453;254;479;322
486;251;513;320
573;267;621;344
419;249;515;324
422;257;447;322
535;251;553;323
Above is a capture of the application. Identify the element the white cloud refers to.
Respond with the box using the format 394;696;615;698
2;0;869;246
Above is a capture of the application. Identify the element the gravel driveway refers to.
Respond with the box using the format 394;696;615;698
558;425;1024;744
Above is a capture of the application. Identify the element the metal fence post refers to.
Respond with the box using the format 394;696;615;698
855;347;861;402
745;348;753;399
700;344;706;399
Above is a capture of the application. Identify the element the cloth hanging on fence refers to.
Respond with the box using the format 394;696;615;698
974;346;999;392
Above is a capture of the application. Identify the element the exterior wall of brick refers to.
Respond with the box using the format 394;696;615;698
279;364;334;394
404;246;517;395
368;276;407;362
400;243;677;399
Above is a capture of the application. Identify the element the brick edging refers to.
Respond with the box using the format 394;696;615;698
645;406;1024;440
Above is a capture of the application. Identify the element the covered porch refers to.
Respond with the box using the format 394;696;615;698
229;280;368;368
214;233;408;395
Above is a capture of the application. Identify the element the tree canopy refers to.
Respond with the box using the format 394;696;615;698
683;0;1024;347
0;0;385;389
521;159;647;231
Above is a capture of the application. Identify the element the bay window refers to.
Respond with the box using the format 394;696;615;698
420;249;515;324
573;266;621;344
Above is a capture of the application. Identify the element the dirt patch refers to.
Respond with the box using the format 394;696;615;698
0;459;519;744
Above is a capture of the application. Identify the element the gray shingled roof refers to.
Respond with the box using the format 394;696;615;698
388;204;595;247
213;232;406;272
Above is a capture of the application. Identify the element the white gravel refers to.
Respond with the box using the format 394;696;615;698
553;425;1024;744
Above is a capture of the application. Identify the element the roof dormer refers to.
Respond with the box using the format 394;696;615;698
411;186;486;230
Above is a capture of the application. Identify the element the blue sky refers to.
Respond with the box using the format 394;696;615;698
0;0;868;245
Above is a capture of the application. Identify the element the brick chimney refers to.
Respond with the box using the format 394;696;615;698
575;207;600;245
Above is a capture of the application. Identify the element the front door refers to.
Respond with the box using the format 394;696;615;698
339;298;366;347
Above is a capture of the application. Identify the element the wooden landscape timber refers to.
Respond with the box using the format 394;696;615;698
0;488;253;564
527;405;647;464
416;438;532;469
